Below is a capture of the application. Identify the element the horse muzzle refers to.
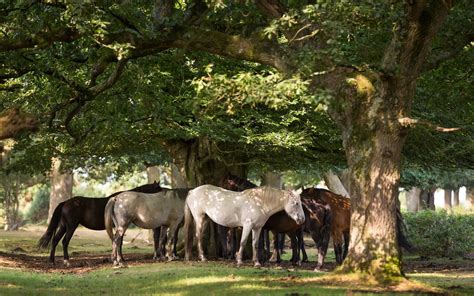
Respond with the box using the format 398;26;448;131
295;215;305;225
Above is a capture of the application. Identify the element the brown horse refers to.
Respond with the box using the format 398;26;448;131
38;182;162;266
301;187;350;265
261;197;332;269
301;187;413;265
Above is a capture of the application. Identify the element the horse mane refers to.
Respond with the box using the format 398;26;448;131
243;186;293;210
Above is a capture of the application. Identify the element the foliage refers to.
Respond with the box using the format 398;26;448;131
24;185;50;224
404;210;474;258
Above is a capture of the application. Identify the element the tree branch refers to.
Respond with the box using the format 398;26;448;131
398;117;461;132
0;107;38;140
255;0;286;19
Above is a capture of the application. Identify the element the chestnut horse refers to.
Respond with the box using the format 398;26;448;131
301;187;350;264
301;187;413;265
38;182;162;266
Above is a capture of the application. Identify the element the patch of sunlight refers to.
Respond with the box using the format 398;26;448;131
408;272;474;279
171;275;240;286
231;284;280;291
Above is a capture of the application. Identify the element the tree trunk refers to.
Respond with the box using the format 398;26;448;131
406;187;421;213
146;166;161;242
48;158;73;223
170;163;189;188
444;189;452;213
164;137;247;258
419;189;436;211
146;166;161;184
324;170;350;198
452;188;459;207
341;124;405;280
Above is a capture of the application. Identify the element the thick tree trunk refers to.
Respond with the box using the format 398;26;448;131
406;187;421;213
452;188;459;207
146;166;161;242
341;125;405;280
444;189;452;213
324;170;350;198
48;158;73;223
164;137;247;258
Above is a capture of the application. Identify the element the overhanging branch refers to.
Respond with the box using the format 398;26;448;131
398;117;461;132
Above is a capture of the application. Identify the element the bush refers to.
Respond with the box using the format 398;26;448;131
25;185;50;223
404;210;474;258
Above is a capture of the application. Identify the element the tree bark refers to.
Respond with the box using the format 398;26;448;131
323;170;350;198
48;158;73;223
444;189;452;213
146;165;161;242
406;187;421;213
452;188;459;207
0;107;38;140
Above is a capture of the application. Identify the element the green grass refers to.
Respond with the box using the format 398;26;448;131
0;262;349;296
0;227;473;295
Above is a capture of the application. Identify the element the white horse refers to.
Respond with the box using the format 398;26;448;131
105;189;189;266
184;185;305;267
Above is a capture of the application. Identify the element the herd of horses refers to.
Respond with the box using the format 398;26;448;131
38;174;411;270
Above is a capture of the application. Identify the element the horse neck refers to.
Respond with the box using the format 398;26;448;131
258;187;289;215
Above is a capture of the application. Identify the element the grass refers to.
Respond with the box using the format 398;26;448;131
0;226;473;295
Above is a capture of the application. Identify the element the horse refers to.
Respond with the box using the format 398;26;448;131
37;182;162;266
220;174;334;269
218;173;258;259
104;188;189;266
301;187;413;265
184;185;305;267
300;187;350;265
262;197;332;270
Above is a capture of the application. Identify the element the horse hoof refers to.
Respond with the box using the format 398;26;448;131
200;257;207;262
254;262;262;268
63;260;70;267
167;255;178;262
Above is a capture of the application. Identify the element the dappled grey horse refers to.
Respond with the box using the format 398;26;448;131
184;185;305;267
105;189;189;266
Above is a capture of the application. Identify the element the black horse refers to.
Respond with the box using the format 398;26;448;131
38;182;162;265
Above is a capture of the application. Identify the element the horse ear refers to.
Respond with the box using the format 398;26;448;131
294;188;302;195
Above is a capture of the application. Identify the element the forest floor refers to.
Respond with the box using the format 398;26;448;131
0;226;473;295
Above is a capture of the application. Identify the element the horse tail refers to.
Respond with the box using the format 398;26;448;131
105;197;116;241
320;204;332;249
38;202;64;249
396;208;415;251
184;201;194;261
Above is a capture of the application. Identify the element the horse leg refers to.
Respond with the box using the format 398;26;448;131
251;227;263;267
166;222;181;261
298;229;309;263
158;226;168;260
216;225;228;260
236;224;252;266
226;228;235;259
257;231;265;263
152;227;161;260
333;234;344;265
113;226;127;267
49;224;66;264
62;223;78;267
342;231;350;260
172;222;181;257
264;229;270;262
194;214;207;262
289;232;300;266
269;231;280;263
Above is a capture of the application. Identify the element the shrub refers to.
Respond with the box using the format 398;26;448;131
404;210;474;258
25;185;50;223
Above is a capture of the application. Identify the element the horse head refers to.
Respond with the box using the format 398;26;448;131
284;190;305;225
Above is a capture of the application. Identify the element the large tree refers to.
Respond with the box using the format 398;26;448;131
1;0;472;281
